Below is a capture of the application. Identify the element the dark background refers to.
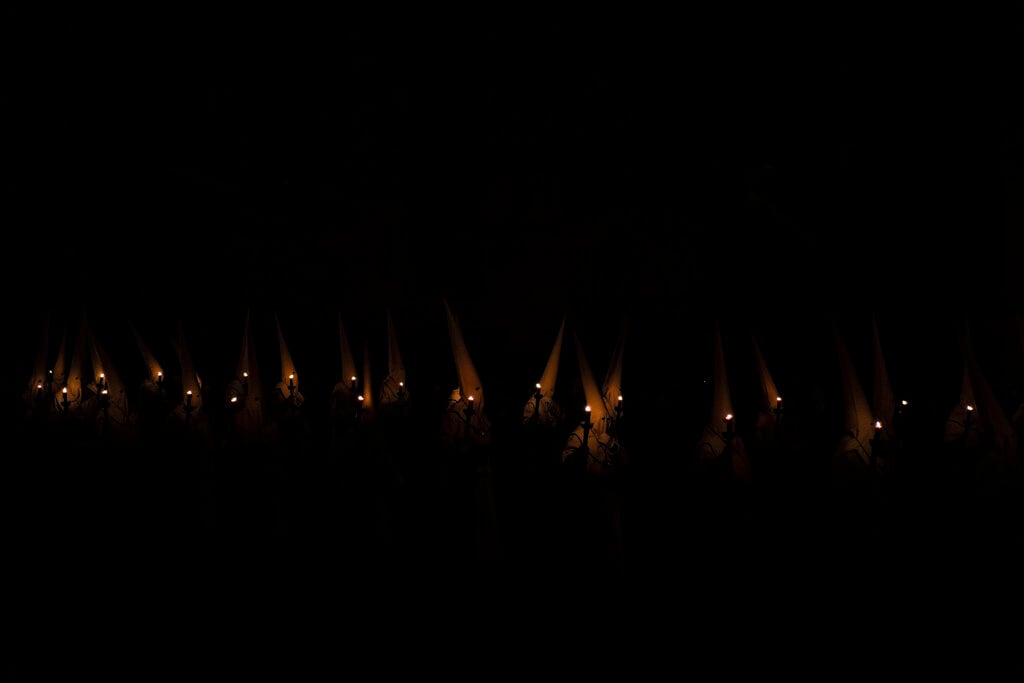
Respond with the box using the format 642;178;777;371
4;10;1024;675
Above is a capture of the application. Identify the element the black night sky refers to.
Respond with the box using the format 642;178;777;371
5;10;1024;671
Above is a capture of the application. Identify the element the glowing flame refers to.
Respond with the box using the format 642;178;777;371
875;420;882;429
230;396;238;403
966;404;974;411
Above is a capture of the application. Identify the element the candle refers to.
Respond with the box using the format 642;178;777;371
350;375;357;390
584;404;592;424
776;396;782;408
724;413;734;435
186;390;192;407
289;373;296;390
230;396;238;403
62;386;69;406
242;371;248;379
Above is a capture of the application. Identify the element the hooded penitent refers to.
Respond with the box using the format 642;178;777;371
274;313;303;408
441;298;492;449
695;321;750;481
225;309;264;437
522;315;565;428
833;324;877;479
944;322;1019;482
562;330;627;476
378;309;409;410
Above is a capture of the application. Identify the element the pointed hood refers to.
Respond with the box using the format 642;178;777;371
443;298;485;412
28;313;49;394
709;321;733;433
870;315;896;437
227;309;263;433
601;322;626;414
524;315;566;426
86;318;130;425
379;309;409;407
275;313;298;392
130;321;165;386
952;324;1017;462
361;342;375;418
338;314;358;395
752;334;780;413
834;325;874;467
176;319;203;411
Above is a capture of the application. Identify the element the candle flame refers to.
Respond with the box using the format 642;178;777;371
358;395;364;402
102;389;108;395
966;404;974;411
875;420;882;429
289;374;295;380
351;376;356;382
901;399;908;406
187;390;192;396
399;381;404;387
242;371;248;378
37;384;42;389
585;405;591;412
468;395;474;402
62;387;67;394
230;396;238;403
776;396;782;402
725;413;733;421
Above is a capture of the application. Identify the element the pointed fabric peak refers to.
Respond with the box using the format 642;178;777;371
52;323;69;387
130;322;164;383
962;332;1016;456
338;314;357;390
276;313;297;388
236;309;252;378
710;321;733;433
602;322;625;413
834;325;873;466
386;309;405;381
64;313;88;403
538;315;565;398
177;320;202;409
751;335;779;413
29;314;49;391
361;343;375;413
573;330;608;428
871;316;896;434
379;310;409;407
444;298;485;412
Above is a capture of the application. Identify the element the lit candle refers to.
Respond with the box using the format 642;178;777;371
186;390;192;407
724;413;734;436
357;395;364;403
776;396;783;409
288;373;296;391
242;371;248;379
230;396;238;404
350;375;357;390
584;404;592;424
62;386;69;406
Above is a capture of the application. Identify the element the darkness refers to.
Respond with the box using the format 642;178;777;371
4;9;1024;674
